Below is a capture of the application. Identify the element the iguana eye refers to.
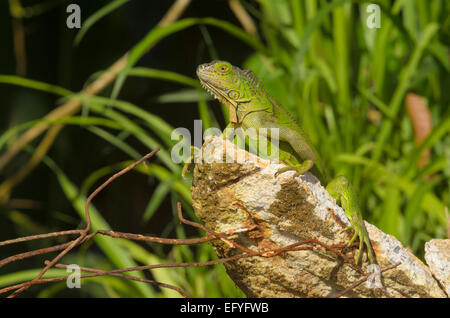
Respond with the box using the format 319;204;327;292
228;90;239;99
217;63;230;73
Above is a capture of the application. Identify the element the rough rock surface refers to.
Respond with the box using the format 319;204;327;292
191;136;447;298
425;239;450;295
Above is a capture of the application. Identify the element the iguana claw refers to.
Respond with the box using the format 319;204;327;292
275;159;314;177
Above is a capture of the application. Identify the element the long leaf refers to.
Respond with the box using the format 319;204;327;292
0;75;72;96
0;116;121;151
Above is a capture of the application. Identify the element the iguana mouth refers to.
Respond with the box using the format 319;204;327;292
198;78;236;108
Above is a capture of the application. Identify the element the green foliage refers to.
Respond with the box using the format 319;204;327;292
0;0;448;298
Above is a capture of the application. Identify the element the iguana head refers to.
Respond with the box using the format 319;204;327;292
197;61;256;108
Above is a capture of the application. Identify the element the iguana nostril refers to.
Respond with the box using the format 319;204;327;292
196;64;206;75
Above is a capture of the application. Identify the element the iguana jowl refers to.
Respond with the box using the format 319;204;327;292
195;60;376;265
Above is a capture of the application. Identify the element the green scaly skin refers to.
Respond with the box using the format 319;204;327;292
193;60;376;265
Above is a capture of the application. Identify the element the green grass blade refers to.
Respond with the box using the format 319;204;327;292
128;67;200;88
357;86;394;119
0;75;73;96
0;116;121;151
0;269;68;288
331;1;351;113
379;181;401;238
155;89;210;103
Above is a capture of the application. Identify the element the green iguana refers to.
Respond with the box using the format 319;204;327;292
189;60;376;265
